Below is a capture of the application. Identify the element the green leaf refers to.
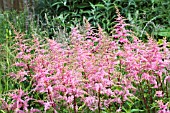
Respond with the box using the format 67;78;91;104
95;4;105;8
0;110;6;113
158;32;170;37
78;103;86;111
51;2;63;7
158;28;170;37
167;42;170;47
151;0;155;3
94;42;99;46
89;2;95;9
157;39;163;45
87;17;94;21
131;109;144;112
82;72;85;75
108;6;115;10
64;63;67;66
96;14;104;19
122;106;130;113
76;3;89;8
0;14;4;19
126;101;133;108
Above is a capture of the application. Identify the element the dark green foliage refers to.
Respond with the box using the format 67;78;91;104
34;0;170;41
115;0;170;41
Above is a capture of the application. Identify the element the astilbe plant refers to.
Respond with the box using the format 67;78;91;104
0;9;170;113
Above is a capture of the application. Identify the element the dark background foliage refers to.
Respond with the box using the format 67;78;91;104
0;0;170;42
33;0;170;41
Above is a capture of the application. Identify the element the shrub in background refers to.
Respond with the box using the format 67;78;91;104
115;0;170;41
1;0;170;43
34;0;170;41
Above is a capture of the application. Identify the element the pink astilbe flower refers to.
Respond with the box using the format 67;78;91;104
30;108;41;113
155;91;164;97
44;101;53;111
112;7;130;43
0;98;9;111
10;70;28;82
84;96;98;111
157;100;170;113
116;107;122;113
71;27;83;42
142;73;150;81
0;89;32;112
164;76;170;84
14;62;27;68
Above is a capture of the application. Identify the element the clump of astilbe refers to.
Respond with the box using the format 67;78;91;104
0;28;48;112
1;9;170;113
67;21;137;113
110;8;170;112
118;34;170;112
0;88;41;113
2;20;133;112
